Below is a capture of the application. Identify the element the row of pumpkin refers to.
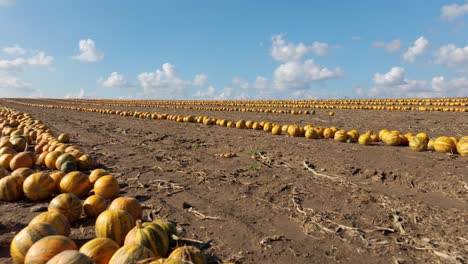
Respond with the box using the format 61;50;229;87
0;106;207;264
4;100;468;157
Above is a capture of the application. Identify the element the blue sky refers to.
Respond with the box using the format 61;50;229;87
0;0;467;99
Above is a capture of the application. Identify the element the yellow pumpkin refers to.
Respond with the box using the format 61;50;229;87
109;196;143;221
305;129;318;139
108;244;155;264
358;134;372;145
457;141;468;157
48;193;83;223
94;175;120;199
334;130;348;142
45;250;93;264
0;175;24;201
10;223;59;264
30;211;71;236
409;136;426;152
59;171;91;197
79;237;120;264
166;246;206;264
125;220;169;258
95;210;136;246
23;172;55;201
89;168;108;184
434;136;456;153
383;131;401;146
287;125;300;137
24;235;77;264
323;128;335;139
83;195;107;218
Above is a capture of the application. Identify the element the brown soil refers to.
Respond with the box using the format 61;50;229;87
0;99;467;264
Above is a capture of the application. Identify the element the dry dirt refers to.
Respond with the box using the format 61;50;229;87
0;99;467;264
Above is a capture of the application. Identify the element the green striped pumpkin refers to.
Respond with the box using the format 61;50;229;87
79;237;120;264
108;244;155;264
59;171;91;198
10;223;58;264
166;246;206;264
48;193;83;223
95;209;135;246
29;211;71;236
46;250;93;264
24;235;77;264
150;219;178;247
125;220;169;258
0;175;24;202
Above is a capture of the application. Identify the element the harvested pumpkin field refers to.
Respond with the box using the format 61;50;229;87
0;98;467;264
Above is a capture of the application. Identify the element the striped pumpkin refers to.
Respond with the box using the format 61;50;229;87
125;220;169;258
11;167;34;179
10;223;58;264
59;171;91;197
48;193;83;223
457;141;468;157
434;136;456;153
108;196;143;221
0;175;24;202
383;131;401;146
409;136;426;152
95;209;135;246
334;130;348;142
23;172;55;201
358;134;372;145
151;219;178;247
79;237;120;264
166;246;206;264
55;153;75;170
46;250;93;264
83;195;107;218
30;211;71;236
49;171;65;193
24;235;77;264
89;168;108;184
44;151;64;170
109;244;155;264
77;154;96;170
94;175;120;199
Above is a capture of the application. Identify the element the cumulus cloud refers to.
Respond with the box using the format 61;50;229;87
73;39;104;62
273;60;342;90
0;58;26;71
0;51;54;72
232;77;250;89
365;66;467;98
100;72;130;88
441;2;468;21
403;36;429;62
253;76;268;89
194;85;216;98
0;74;42;98
434;44;468;66
271;35;330;62
28;52;54;65
2;45;26;55
137;62;208;98
372;39;401;53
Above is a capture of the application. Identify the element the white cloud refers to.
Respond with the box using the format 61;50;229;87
28;52;54;65
137;62;207;98
100;72;129;88
193;74;208;86
232;77;249;89
73;39;104;62
373;66;405;86
271;35;330;62
2;45;26;55
0;74;42;98
253;76;268;89
434;44;468;66
372;39;401;53
403;36;429;62
194;85;216;98
64;89;86;99
365;66;467;98
0;58;26;71
441;2;468;21
273;59;342;90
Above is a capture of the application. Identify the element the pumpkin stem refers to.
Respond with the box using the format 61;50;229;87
136;219;143;228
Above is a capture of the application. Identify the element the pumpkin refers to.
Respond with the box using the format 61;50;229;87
334;130;348;142
109;244;155;264
151;219;178;247
60;160;78;174
0;153;14;170
94;175;120;199
83;195;107;218
415;132;429;145
370;133;379;142
358;134;372;145
0;166;8;179
49;171;65;192
166;246;206;264
287;125;300;137
46;250;93;264
235;120;245;129
434;136;456;153
23;172;55;201
347;130;359;142
58;133;70;143
37;151;49;165
79;237;120;264
379;129;390;141
55;153;75;171
263;122;272;132
323;128;335;139
60;171;91;197
89;168;108;184
125;220;169;258
271;125;281;135
305;129;318;139
409;136;426;152
24;235;77;264
457;141;468;157
77;154;96;170
383;131;401;146
10;223;59;264
95;209;135;246
48;193;82;223
45;151;64;170
427;139;435;150
0;146;16;155
11;167;34;179
108;196;143;221
10;152;35;170
0;175;24;201
30;211;70;237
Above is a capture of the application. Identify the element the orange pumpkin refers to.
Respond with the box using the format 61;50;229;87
9;152;35;170
45;151;64;170
94;175;120;199
23;172;55;201
79;237;120;264
108;244;155;264
89;168;108;184
11;167;34;179
83;195;107;218
46;250;93;264
434;136;456;153
95;210;136;246
48;193;83;223
0;175;24;201
0;153;14;170
108;196;143;221
10;223;59;264
24;235;77;264
59;171;91;197
49;171;65;193
125;220;169;258
77;154;96;170
30;211;71;237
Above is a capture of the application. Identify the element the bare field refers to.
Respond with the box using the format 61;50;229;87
0;99;467;263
